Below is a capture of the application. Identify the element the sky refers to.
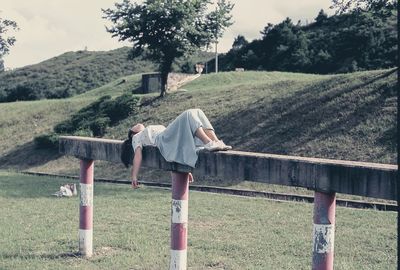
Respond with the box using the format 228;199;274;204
1;0;334;69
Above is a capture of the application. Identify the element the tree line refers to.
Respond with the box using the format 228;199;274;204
214;4;396;74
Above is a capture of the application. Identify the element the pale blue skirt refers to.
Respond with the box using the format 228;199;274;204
155;109;213;168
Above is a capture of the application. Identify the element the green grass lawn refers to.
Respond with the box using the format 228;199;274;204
0;172;396;270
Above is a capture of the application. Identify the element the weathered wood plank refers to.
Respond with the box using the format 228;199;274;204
59;136;397;200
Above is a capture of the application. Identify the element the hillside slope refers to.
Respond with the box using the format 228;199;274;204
0;47;213;102
110;69;397;164
0;47;156;102
0;73;144;170
0;69;396;183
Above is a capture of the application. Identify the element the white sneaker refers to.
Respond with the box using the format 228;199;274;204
217;140;232;150
204;140;222;151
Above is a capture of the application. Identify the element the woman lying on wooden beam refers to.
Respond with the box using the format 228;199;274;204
121;108;231;188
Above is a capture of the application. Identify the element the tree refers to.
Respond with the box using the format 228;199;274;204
206;0;234;73
103;0;233;96
0;13;18;71
232;35;248;51
260;23;274;37
315;9;329;25
331;0;396;15
260;18;310;71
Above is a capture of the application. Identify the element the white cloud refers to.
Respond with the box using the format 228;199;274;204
1;0;333;69
1;0;129;68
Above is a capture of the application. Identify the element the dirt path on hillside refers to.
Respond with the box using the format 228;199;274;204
167;73;201;91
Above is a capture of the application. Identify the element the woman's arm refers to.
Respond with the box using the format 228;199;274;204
131;147;142;189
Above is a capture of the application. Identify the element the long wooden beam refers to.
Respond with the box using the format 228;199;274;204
59;136;397;200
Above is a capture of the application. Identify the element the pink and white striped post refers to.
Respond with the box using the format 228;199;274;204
79;159;94;257
312;191;336;270
170;172;189;270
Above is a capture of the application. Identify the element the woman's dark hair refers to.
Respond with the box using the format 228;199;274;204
121;129;134;168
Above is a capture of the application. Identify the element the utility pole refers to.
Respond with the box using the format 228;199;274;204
206;0;234;74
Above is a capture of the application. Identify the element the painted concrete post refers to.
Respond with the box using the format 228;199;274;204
170;172;189;270
312;191;336;270
79;159;94;257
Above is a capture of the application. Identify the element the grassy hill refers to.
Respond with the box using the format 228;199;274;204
0;68;396;192
0;47;213;102
0;47;156;102
108;68;397;163
0;72;145;170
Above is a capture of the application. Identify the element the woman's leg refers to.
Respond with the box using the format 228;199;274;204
195;127;212;144
173;109;227;148
192;109;220;141
194;110;231;149
186;109;224;144
204;129;219;141
192;109;214;130
180;109;214;136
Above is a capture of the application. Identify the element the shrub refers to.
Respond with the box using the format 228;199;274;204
52;94;139;137
34;133;59;149
54;120;75;133
90;117;111;137
6;84;41;102
73;129;93;137
102;94;139;123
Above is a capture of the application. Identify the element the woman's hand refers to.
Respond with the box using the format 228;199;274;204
188;173;194;183
131;178;140;189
